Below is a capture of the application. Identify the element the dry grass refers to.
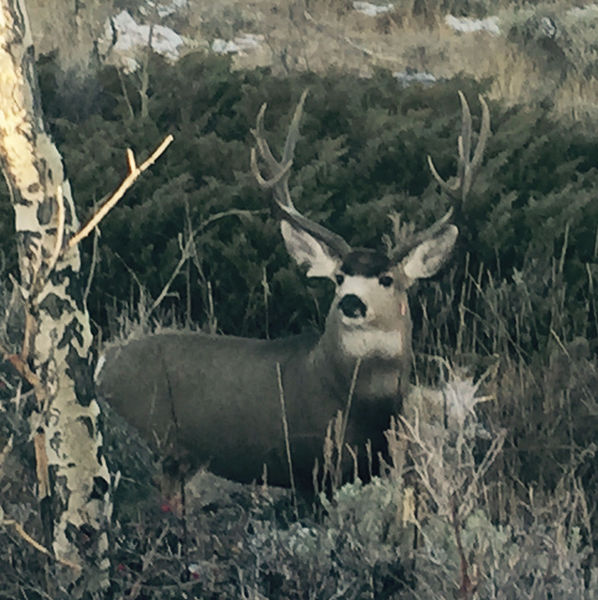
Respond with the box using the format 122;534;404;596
25;0;598;123
181;0;598;124
555;74;598;123
22;0;598;123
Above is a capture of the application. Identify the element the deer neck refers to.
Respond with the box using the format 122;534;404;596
309;319;411;404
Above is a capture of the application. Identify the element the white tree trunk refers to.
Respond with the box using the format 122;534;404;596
0;0;111;593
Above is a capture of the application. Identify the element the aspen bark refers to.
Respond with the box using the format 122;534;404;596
0;0;111;593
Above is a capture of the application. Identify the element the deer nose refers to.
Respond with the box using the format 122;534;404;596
338;294;367;319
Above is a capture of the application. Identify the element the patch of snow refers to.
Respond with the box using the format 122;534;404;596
353;2;394;17
98;10;184;72
393;68;437;87
212;33;264;55
212;39;236;54
539;16;557;39
445;15;500;35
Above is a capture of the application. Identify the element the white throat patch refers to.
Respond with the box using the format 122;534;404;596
340;328;404;359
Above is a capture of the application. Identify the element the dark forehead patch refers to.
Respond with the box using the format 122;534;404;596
341;249;391;277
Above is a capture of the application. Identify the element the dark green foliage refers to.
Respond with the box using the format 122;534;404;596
1;51;597;353
2;54;597;565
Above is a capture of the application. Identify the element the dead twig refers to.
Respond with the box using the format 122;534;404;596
126;524;171;600
0;341;42;392
3;517;81;571
147;234;195;318
69;134;174;248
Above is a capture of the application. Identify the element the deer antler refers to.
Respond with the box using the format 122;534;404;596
427;91;491;206
390;92;490;260
250;89;307;210
251;90;351;257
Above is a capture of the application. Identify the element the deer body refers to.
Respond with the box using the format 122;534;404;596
97;91;489;491
98;247;416;488
97;319;407;487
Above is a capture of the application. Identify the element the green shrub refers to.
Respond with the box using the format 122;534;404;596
3;52;591;355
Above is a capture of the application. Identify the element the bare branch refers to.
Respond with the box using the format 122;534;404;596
0;341;43;391
68;134;174;248
147;234;195;318
3;518;81;571
127;524;170;600
197;208;260;231
33;431;50;499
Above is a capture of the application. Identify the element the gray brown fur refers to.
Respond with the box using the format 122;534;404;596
97;91;489;491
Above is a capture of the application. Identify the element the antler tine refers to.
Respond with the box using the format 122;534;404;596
457;90;472;184
253;103;285;178
250;105;293;210
251;90;352;258
427;91;491;206
250;147;292;190
470;94;491;177
251;90;308;211
389;207;454;261
282;88;309;171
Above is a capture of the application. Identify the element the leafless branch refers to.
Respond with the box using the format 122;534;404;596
3;517;81;571
0;340;42;391
147;234;195;318
69;134;174;248
126;524;171;600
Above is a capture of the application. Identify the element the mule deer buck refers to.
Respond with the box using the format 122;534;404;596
96;91;489;493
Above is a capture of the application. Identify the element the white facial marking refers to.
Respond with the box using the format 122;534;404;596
331;273;408;358
340;329;404;359
338;275;375;297
336;275;380;323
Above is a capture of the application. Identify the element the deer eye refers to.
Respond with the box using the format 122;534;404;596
335;274;345;286
379;275;393;288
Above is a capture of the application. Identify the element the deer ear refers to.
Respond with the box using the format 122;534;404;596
400;225;458;287
281;221;341;279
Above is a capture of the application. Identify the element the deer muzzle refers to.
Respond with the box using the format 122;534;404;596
338;294;367;319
